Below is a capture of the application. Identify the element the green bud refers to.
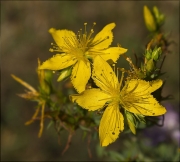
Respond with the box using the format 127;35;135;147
57;67;72;82
153;6;160;19
152;47;162;61
38;70;52;95
143;5;157;32
44;70;53;83
150;73;158;79
41;81;50;95
145;49;152;60
125;111;136;134
145;59;155;73
153;6;165;26
43;71;53;95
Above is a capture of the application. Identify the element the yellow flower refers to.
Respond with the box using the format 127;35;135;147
39;23;127;93
70;56;166;146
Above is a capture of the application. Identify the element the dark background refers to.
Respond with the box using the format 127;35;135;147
1;1;179;161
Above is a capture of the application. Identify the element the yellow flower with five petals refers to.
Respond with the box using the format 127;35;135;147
39;23;127;93
70;56;166;146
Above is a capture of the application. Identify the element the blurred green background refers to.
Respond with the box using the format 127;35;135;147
1;1;179;161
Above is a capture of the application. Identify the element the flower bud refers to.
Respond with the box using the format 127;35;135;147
153;6;165;27
143;6;157;32
57;67;72;82
145;49;152;60
125;111;136;134
44;70;53;83
145;59;155;73
152;47;162;61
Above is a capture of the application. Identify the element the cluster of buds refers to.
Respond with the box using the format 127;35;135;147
143;5;165;32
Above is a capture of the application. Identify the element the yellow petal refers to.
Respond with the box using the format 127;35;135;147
99;103;124;146
49;28;77;51
149;79;163;93
92;56;119;94
121;79;166;116
70;89;110;111
101;47;127;62
122;79;163;96
123;94;166;116
71;60;91;93
92;23;115;49
39;54;77;70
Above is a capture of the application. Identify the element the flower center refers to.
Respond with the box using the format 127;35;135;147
49;23;97;61
76;23;96;55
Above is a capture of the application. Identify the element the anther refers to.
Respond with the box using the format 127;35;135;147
79;29;82;37
117;43;121;47
84;23;87;34
91;22;96;31
49;48;54;52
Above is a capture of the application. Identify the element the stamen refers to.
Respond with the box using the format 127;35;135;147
116;67;119;82
117;43;121;47
110;64;116;90
119;68;125;90
86;29;94;42
86;23;96;44
112;64;115;72
49;48;54;52
89;22;96;34
79;29;83;41
84;22;87;35
49;42;62;52
90;29;94;33
76;31;79;39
